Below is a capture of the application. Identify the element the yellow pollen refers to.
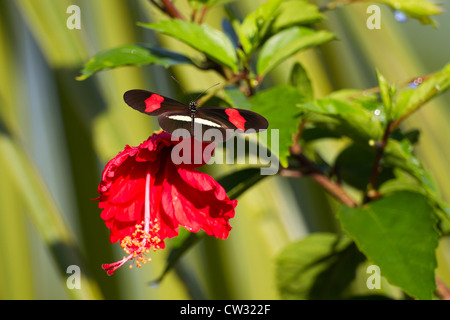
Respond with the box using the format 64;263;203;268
118;221;163;271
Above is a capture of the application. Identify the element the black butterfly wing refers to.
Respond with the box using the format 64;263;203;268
158;110;233;142
124;89;268;142
123;89;187;116
158;111;194;135
197;107;269;132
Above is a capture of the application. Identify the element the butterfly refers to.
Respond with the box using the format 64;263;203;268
123;89;268;142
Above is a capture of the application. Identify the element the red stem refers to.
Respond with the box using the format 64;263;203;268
367;122;392;201
197;7;208;24
288;142;357;207
161;0;185;20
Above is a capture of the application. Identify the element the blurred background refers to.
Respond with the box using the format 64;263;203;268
0;0;449;299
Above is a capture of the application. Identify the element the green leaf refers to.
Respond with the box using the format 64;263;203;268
379;169;450;235
384;139;437;194
222;86;252;109
218;168;268;200
236;0;283;54
393;63;450;121
290;62;314;102
338;191;439;300
378;0;443;26
271;0;324;32
276;233;365;299
76;44;192;80
298;97;384;142
251;86;306;167
379;169;425;195
382;138;450;232
376;70;395;120
335;143;394;191
139;20;238;72
325;89;386;124
257;27;335;76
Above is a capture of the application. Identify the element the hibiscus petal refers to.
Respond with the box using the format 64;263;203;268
160;162;236;239
97;131;236;247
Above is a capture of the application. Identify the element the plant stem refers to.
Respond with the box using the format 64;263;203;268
367;121;392;200
160;0;186;20
389;75;435;132
197;7;208;24
149;0;166;13
191;9;197;22
319;0;366;12
288;143;357;207
436;277;450;300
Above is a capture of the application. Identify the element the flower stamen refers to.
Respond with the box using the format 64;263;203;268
102;221;162;275
102;170;161;275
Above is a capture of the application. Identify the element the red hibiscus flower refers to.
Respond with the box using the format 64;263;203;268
96;131;237;275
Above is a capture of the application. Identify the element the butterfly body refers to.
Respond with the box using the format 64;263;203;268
123;89;268;141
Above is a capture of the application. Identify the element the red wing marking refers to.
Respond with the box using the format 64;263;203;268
225;108;246;131
145;94;164;112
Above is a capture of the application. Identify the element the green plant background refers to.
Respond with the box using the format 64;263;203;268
0;0;449;299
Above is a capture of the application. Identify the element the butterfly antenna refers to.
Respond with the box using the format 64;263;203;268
194;82;221;101
170;75;194;101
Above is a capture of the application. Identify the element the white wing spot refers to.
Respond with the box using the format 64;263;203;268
168;115;221;128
